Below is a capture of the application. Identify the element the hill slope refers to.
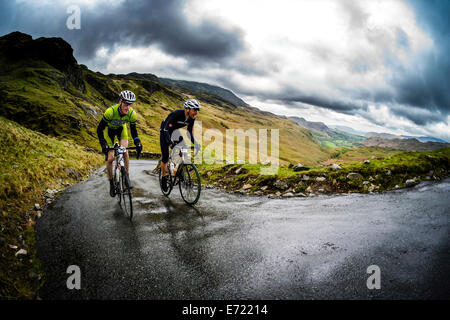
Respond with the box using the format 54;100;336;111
362;137;450;151
159;77;249;108
0;116;103;299
0;31;331;165
289;116;366;148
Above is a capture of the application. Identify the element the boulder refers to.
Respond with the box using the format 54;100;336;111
315;177;326;182
282;192;294;198
242;184;252;190
347;172;363;180
293;164;310;172
330;164;342;171
15;249;28;257
405;179;417;187
274;180;288;190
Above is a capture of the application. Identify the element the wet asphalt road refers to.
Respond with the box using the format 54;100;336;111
36;160;450;299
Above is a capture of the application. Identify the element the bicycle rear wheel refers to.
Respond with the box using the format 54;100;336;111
158;161;173;196
120;167;133;221
179;163;201;205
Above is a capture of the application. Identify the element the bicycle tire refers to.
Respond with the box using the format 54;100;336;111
159;161;173;196
115;164;122;205
179;163;201;205
120;167;133;221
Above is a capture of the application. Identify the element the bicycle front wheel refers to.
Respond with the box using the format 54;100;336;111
120;167;133;221
179;163;201;205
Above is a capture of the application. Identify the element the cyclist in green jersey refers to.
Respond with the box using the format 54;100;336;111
97;90;143;197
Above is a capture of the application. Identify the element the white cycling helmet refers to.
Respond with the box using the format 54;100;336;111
184;99;200;110
119;90;136;104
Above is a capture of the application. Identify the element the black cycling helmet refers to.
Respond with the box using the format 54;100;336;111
119;90;136;104
184;99;200;110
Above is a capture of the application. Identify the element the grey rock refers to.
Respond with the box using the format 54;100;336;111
295;193;307;197
282;192;295;198
301;175;310;181
316;177;326;182
15;249;28;257
274;180;288;190
242;184;252;190
405;179;417;187
34;203;40;211
386;170;392;176
293;164;310;172
330;164;342;171
363;181;370;185
347;172;363;180
306;186;313;193
364;160;370;164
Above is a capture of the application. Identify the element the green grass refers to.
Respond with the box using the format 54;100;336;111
0;116;103;299
1;60;333;166
198;147;450;194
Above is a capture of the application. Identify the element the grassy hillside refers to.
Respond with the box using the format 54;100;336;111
0;32;331;166
0;116;103;299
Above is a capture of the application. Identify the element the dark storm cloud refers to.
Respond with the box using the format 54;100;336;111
384;0;450;124
2;0;243;61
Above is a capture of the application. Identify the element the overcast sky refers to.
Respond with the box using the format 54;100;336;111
1;0;449;141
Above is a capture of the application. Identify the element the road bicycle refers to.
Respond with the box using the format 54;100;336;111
158;138;201;205
106;143;140;220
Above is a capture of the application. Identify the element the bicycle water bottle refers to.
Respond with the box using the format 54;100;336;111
170;162;175;175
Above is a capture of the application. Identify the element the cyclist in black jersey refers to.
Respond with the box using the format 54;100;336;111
160;99;201;192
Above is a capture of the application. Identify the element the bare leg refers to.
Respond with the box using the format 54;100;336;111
121;139;129;173
161;161;168;176
106;150;114;180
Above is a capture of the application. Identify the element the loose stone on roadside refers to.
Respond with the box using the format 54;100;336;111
347;172;363;180
330;164;342;171
293;164;310;172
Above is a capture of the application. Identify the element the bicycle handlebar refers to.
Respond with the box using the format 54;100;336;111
104;145;141;160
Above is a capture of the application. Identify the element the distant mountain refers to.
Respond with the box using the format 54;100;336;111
362;137;450;151
401;135;448;143
329;125;365;136
159;78;249;108
288;116;333;135
290;117;366;148
364;132;404;139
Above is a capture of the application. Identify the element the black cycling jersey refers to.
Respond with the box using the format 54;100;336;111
160;109;196;145
160;109;197;163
